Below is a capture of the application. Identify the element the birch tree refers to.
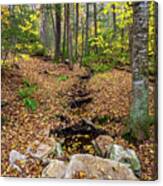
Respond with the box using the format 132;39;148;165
129;2;149;140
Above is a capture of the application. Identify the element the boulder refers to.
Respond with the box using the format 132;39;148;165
9;150;27;172
107;144;141;176
54;142;64;157
92;136;141;176
92;135;113;156
64;154;138;180
42;159;67;178
27;143;54;159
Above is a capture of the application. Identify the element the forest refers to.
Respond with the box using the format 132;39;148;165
1;1;157;180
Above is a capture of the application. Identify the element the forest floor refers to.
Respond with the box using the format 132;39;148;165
1;57;157;180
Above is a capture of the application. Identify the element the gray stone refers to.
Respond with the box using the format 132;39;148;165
107;144;141;174
9;150;27;172
64;154;138;180
55;142;64;158
42;159;67;178
108;144;125;161
27;143;54;159
93;135;113;157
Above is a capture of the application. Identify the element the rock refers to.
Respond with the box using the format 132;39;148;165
92;135;113;157
55;142;64;158
93;136;141;176
9;150;27;172
42;159;67;178
27;143;54;159
125;149;141;176
107;144;141;176
41;158;51;166
108;144;124;160
64;154;138;180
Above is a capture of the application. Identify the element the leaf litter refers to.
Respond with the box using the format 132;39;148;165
1;57;157;180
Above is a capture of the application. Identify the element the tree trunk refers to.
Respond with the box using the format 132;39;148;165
81;17;85;66
40;5;48;48
129;2;149;140
55;4;61;59
66;4;73;65
93;3;98;53
85;3;89;56
121;28;124;52
50;6;56;59
75;3;79;60
63;4;67;59
112;4;116;34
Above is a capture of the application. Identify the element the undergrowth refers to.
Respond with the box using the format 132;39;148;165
57;75;69;81
18;79;38;111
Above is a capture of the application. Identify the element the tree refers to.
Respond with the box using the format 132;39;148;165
1;5;41;60
55;4;61;59
112;3;116;34
81;17;85;66
85;3;90;56
40;5;49;48
66;4;73;65
129;2;149;140
50;6;56;57
93;3;98;53
62;4;67;58
75;3;79;60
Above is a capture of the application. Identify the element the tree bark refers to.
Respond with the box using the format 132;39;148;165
40;5;48;48
85;3;90;56
55;4;61;59
112;4;116;34
81;17;85;66
121;28;124;52
75;3;79;60
50;6;56;58
63;4;67;59
93;3;98;53
66;4;73;65
129;2;149;140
